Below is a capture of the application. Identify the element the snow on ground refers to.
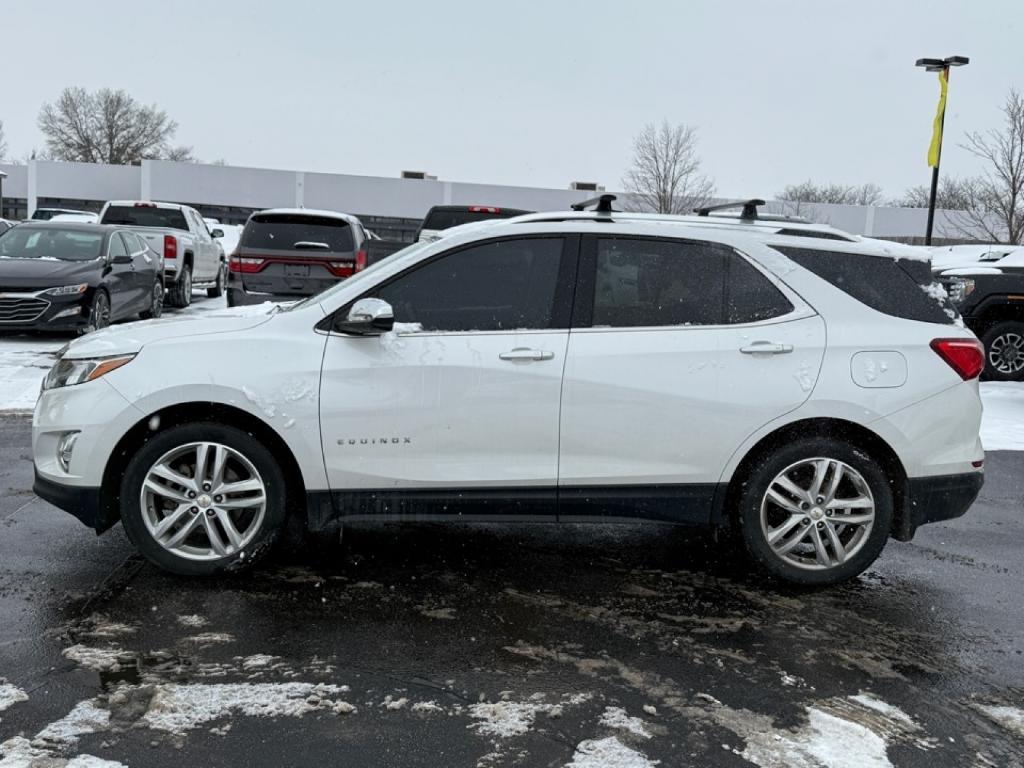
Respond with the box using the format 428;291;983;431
0;682;28;716
565;737;659;768
979;382;1024;450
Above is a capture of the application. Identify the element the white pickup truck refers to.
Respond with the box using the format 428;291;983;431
98;201;226;308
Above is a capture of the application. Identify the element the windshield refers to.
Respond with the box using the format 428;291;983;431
101;205;189;230
0;227;104;261
285;240;433;311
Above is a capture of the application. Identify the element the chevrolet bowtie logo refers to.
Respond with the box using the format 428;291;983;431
337;437;412;446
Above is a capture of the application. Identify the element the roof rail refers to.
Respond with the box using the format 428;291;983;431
695;198;766;220
571;194;617;214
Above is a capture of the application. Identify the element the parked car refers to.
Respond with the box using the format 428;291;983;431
30;207;95;222
934;245;1024;380
0;222;163;333
98;201;225;308
226;208;368;306
49;212;100;224
33;198;984;585
415;205;533;242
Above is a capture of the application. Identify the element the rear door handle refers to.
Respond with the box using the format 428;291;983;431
499;347;555;361
739;341;793;355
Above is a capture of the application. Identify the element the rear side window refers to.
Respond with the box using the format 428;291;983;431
101;206;189;230
775;246;958;325
241;215;354;252
589;238;792;328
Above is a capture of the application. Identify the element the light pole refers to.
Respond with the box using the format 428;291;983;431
916;55;969;245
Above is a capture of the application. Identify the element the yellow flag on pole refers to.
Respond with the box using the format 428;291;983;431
927;68;949;167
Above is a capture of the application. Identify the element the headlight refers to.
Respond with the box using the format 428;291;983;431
45;284;89;296
945;278;975;304
43;354;135;390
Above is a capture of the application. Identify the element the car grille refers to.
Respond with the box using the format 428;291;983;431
0;296;50;323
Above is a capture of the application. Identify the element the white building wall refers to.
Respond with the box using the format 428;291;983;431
0;159;982;241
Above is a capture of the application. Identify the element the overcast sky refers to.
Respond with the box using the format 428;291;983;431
2;0;1021;199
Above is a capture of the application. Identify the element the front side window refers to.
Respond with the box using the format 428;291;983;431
369;237;565;332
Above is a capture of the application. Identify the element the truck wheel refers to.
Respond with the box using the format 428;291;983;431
981;321;1024;381
167;265;193;308
207;261;226;299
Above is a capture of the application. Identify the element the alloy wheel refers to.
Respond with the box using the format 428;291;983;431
151;282;164;318
989;332;1024;375
140;441;267;561
759;457;876;571
89;293;111;331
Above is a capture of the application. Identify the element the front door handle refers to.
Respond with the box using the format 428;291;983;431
739;341;793;355
499;347;555;361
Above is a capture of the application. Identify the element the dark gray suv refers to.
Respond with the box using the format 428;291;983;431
226;208;368;306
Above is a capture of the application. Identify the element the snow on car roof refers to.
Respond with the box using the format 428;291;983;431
254;208;362;226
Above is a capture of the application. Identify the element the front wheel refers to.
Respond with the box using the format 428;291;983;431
735;438;893;587
980;321;1024;381
79;290;111;335
119;423;288;576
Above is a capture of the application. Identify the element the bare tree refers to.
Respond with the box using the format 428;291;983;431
622;121;714;214
0;120;7;161
954;89;1024;244
778;180;884;206
38;87;194;165
893;176;978;210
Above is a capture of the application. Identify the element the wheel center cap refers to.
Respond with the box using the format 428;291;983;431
809;507;824;520
197;494;213;509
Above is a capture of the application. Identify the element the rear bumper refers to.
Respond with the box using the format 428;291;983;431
33;470;113;532
894;470;984;541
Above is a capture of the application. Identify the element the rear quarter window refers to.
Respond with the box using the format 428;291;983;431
241;215;354;252
774;245;959;325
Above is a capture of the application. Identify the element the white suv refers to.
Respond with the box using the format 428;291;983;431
32;199;985;586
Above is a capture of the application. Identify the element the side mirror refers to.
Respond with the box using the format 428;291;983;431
113;254;133;265
336;298;395;336
211;228;224;239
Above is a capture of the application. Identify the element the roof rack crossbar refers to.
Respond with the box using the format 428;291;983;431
694;198;767;220
571;194;617;213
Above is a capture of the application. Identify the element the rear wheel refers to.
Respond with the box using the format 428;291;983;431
981;321;1024;381
207;261;225;298
735;438;893;587
139;280;164;319
167;265;192;308
120;423;288;576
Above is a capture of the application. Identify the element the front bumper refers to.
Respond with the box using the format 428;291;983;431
33;470;112;532
894;470;984;541
0;292;91;331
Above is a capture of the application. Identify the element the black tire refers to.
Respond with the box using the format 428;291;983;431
207;261;225;299
226;287;237;307
980;321;1024;381
139;279;164;320
735;437;893;587
119;423;288;576
79;289;111;335
167;264;192;308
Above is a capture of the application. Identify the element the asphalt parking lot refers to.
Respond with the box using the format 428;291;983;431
1;417;1022;767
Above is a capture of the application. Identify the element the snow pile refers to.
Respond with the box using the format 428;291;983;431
468;701;552;738
36;699;110;745
177;614;209;627
565;737;659;768
62;645;132;672
0;736;127;768
736;707;893;768
598;707;652;739
143;682;354;734
0;683;27;716
975;704;1024;737
981;383;1024;451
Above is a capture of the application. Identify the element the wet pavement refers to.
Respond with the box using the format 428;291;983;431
0;414;1022;767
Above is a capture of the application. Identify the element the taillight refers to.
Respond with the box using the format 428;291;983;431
469;205;500;214
228;256;266;274
931;338;985;380
355;249;367;272
163;235;177;259
134;202;157;208
326;261;355;277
